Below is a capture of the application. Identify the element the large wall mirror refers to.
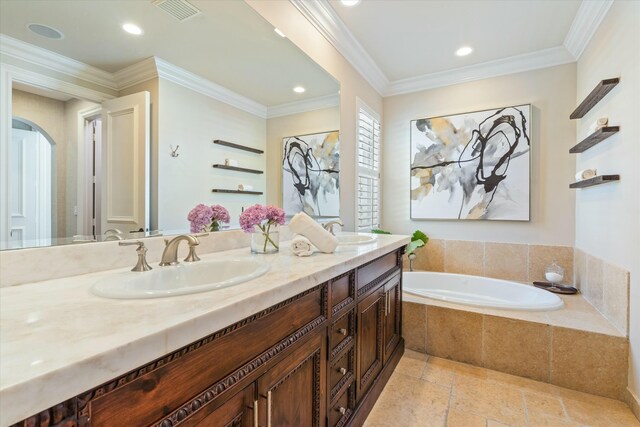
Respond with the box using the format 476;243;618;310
0;0;340;250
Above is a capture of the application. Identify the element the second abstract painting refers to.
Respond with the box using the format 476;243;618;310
282;130;340;217
410;105;531;221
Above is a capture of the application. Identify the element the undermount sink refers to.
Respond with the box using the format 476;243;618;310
91;259;269;299
335;234;377;245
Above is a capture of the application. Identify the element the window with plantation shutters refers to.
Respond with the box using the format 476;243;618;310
357;104;381;231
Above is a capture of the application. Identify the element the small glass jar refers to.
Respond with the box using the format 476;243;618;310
251;227;279;254
545;261;565;284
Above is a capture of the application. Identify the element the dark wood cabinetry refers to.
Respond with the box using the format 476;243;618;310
12;249;404;427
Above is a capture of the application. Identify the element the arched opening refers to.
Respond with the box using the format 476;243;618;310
9;117;57;248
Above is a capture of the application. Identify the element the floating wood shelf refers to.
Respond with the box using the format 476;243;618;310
212;164;263;174
569;126;620;153
569;175;620;189
213;139;263;154
212;189;263;195
570;78;619;119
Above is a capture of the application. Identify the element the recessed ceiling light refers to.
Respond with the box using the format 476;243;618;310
455;46;473;57
274;28;286;38
122;23;143;35
293;86;306;93
27;23;64;40
341;0;361;6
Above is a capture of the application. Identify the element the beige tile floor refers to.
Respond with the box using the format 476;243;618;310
364;350;640;427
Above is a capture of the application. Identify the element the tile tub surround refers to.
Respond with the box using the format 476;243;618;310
363;351;640;427
574;247;631;336
0;234;409;426
402;293;629;401
405;239;575;284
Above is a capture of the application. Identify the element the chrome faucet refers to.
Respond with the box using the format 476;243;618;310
119;241;152;272
322;219;344;235
159;234;206;266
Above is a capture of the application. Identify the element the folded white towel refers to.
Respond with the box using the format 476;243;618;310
288;212;338;254
575;169;597;181
225;159;239;167
238;184;254;191
291;235;314;257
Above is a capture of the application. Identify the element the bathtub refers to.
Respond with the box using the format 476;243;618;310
403;271;564;311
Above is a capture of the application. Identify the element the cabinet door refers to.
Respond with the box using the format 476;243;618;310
187;383;256;427
257;332;326;427
356;286;385;402
383;273;401;364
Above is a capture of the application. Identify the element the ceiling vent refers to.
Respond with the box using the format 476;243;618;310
152;0;202;22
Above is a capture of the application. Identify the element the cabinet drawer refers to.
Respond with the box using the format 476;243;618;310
357;252;399;295
330;271;355;316
330;347;354;402
87;286;326;426
329;310;354;360
328;382;355;427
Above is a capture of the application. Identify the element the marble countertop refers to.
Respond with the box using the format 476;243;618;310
0;234;409;426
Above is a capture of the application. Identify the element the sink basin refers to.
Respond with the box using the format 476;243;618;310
91;259;269;299
335;234;377;245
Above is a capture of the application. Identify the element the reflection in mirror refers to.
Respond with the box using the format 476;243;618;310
0;0;340;250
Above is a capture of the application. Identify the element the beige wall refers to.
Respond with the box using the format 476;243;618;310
381;64;577;246
157;78;266;231
247;0;384;231
574;0;640;405
265;107;340;207
11;89;67;237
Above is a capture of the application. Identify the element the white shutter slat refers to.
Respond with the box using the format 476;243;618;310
357;107;381;231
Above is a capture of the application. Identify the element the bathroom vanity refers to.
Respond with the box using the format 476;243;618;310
1;235;408;427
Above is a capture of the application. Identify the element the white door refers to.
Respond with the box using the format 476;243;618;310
9;128;51;248
100;91;150;235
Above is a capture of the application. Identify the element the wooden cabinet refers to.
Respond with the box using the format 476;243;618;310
355;286;385;402
382;273;401;364
12;249;404;427
257;333;326;427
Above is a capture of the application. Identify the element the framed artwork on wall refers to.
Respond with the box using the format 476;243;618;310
282;130;340;217
410;104;531;221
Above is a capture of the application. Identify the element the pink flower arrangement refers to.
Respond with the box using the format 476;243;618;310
239;204;286;251
187;204;230;232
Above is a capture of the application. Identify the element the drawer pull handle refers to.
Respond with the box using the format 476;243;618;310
338;406;347;415
253;399;258;426
339;367;347;375
267;391;272;427
337;328;347;336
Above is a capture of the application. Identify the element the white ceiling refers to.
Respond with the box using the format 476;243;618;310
328;0;581;81
0;0;339;106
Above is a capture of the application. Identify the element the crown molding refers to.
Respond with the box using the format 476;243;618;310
564;0;613;60
0;34;117;90
154;58;268;118
386;46;575;97
113;57;158;90
289;0;388;95
267;93;339;118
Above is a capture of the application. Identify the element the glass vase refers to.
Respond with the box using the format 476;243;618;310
250;227;279;254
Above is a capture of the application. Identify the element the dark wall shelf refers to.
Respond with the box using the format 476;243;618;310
570;78;619;119
213;139;264;154
212;189;263;195
570;126;620;153
569;175;620;189
212;164;263;174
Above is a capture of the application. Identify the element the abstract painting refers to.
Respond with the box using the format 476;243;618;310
282;130;340;217
410;105;530;221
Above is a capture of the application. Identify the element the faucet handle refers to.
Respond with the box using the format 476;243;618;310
184;233;207;262
119;241;152;272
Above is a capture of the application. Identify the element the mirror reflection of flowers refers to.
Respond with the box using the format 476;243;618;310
188;204;230;232
240;204;286;252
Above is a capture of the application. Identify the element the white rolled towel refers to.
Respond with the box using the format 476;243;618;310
291;235;314;257
225;159;239;167
238;184;254;191
289;212;339;254
575;169;597;181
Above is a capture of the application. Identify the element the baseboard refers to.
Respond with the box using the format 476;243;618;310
626;388;640;422
348;339;405;426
